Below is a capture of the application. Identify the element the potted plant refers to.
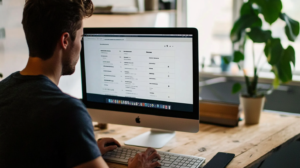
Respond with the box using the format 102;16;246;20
227;0;299;124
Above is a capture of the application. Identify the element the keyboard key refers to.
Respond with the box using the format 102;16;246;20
163;161;172;164
165;164;170;166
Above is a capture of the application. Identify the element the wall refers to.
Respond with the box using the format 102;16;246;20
0;0;174;99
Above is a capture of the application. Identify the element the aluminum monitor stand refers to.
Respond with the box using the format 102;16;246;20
125;129;175;149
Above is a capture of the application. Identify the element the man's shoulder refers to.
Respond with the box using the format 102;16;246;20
59;96;86;111
0;71;58;93
0;72;87;117
55;96;89;118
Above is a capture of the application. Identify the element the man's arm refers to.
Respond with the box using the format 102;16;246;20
74;156;109;168
73;138;119;168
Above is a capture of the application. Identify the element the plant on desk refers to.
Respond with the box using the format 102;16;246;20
227;0;299;124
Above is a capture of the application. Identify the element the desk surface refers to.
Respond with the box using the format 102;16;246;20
94;112;300;168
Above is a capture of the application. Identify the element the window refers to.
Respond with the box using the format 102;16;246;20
187;0;234;73
187;0;300;81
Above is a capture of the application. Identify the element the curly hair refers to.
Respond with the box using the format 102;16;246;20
22;0;94;60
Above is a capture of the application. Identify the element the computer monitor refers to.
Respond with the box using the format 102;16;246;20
80;28;199;148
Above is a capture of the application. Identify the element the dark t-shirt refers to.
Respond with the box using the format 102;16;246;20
0;72;101;168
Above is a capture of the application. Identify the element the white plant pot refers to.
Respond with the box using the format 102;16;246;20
240;96;265;125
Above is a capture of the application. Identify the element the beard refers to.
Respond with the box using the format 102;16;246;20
61;52;77;75
62;60;76;75
61;42;79;76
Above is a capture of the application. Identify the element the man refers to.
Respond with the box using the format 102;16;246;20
0;0;161;167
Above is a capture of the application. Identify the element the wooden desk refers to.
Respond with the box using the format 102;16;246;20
94;112;300;168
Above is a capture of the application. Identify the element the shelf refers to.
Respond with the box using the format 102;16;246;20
84;9;176;27
93;9;176;15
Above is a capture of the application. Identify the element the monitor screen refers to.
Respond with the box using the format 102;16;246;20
81;28;198;120
83;33;193;112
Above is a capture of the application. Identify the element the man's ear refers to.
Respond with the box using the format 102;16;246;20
60;32;70;50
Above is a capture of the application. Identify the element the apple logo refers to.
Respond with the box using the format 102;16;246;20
135;116;141;124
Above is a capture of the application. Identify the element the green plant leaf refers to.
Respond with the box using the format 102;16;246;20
276;47;294;83
0;73;2;78
244;75;253;97
240;2;254;16
247;27;271;43
251;67;258;93
264;38;284;65
233;51;244;62
271;67;280;88
252;0;282;25
231;14;262;43
232;83;242;94
280;13;300;42
285;45;296;67
222;57;230;65
241;1;261;16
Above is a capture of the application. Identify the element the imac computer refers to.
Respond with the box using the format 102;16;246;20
80;28;199;148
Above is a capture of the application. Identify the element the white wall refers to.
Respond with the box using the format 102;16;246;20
0;0;174;99
0;0;83;98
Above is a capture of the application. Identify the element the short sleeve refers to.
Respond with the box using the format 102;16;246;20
58;98;101;168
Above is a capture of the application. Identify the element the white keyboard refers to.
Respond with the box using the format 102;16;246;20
102;146;206;168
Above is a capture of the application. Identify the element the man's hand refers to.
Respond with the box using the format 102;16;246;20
128;148;161;168
97;138;121;155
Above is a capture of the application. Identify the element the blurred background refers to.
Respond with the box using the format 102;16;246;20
0;0;299;113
